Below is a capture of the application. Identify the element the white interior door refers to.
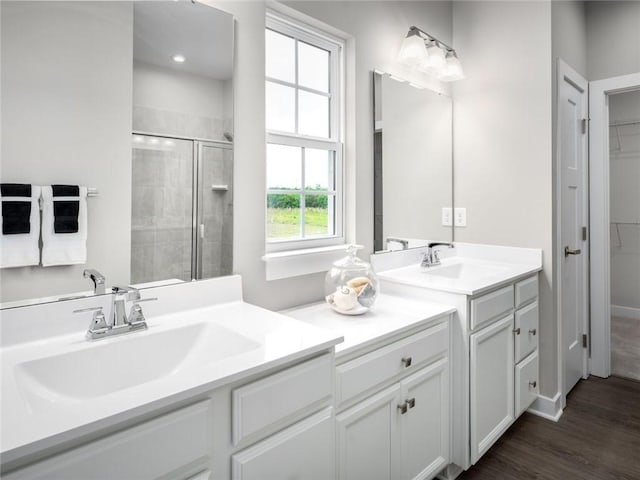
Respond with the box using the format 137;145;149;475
558;60;589;398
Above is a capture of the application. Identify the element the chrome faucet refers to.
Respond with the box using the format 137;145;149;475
74;286;157;340
421;242;454;268
386;237;409;250
83;269;106;294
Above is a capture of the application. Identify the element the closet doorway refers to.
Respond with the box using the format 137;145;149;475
589;72;640;378
130;134;233;284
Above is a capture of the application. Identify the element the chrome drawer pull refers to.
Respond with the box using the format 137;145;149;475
529;380;537;389
397;402;408;415
513;328;521;335
529;328;537;335
407;398;416;409
401;357;412;368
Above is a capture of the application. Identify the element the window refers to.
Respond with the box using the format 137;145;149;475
265;13;344;252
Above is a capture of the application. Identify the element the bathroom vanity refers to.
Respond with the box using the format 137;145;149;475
0;276;342;480
373;243;542;475
286;295;455;480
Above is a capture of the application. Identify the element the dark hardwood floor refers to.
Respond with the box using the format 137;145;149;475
458;376;640;480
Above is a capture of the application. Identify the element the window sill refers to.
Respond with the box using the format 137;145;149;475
262;244;349;281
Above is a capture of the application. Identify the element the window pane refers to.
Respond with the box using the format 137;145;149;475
266;82;295;133
305;149;334;191
298;90;329;138
267;144;301;189
267;194;301;240
298;41;329;93
304;194;334;237
266;29;295;83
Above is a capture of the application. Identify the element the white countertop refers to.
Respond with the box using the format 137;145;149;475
1;301;342;464
283;294;455;358
378;257;541;296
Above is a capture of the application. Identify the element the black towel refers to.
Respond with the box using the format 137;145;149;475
1;183;32;197
53;200;79;234
2;201;32;234
52;184;80;197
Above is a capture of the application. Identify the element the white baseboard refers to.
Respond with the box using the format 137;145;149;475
527;392;563;422
611;305;640;320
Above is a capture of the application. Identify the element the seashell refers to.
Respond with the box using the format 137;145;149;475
347;276;371;290
333;286;358;311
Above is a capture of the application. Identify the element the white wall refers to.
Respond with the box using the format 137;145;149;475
452;1;555;396
586;1;640;81
207;1;452;310
0;2;133;302
609;90;640;310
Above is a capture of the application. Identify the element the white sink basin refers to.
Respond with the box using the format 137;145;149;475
15;322;260;402
422;261;509;279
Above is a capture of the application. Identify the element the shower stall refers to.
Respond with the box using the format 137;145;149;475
130;134;233;284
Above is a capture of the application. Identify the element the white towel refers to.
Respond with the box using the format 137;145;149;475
0;186;41;268
41;186;88;266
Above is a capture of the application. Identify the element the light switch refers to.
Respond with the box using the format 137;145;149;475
454;207;467;227
442;207;452;226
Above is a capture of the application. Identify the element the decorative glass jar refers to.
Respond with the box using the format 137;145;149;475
324;245;379;315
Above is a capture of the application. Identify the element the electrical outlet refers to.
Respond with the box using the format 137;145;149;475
442;207;452;226
454;207;467;227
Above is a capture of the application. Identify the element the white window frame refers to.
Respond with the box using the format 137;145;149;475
265;11;345;253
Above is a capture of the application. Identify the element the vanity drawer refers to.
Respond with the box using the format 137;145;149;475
336;321;448;407
514;301;539;363
515;350;539;416
515;275;538;308
5;401;212;480
470;285;514;331
232;354;332;446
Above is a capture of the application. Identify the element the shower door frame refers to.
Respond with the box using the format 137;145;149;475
132;130;233;282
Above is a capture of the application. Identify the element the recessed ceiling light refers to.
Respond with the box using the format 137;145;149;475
171;54;186;63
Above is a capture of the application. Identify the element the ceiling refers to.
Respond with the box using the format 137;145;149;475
133;1;233;80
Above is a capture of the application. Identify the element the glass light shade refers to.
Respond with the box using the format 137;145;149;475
397;31;428;68
439;55;465;82
424;43;446;70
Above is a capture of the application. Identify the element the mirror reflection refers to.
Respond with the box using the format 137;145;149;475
0;1;234;306
373;71;453;253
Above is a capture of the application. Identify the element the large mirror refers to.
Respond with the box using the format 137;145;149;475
373;71;453;252
0;1;234;306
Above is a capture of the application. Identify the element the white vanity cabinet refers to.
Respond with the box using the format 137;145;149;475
379;269;540;473
3;401;214;480
333;319;450;480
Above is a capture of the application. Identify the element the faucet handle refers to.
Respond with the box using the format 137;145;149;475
74;306;109;335
128;297;157;326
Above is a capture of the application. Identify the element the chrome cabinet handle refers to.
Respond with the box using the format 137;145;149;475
407;398;416;409
513;327;521;335
401;357;412;368
529;328;537;335
529;380;537;389
397;402;408;414
564;246;581;257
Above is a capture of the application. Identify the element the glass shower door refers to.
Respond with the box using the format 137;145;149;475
195;141;233;279
131;135;194;284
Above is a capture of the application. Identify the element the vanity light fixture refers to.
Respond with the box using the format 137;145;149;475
398;26;464;82
171;54;186;63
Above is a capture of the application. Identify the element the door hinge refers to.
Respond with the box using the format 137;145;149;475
582;334;588;348
582;226;588;241
581;118;587;134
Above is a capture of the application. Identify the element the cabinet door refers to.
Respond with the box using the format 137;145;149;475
231;408;334;480
470;314;515;464
335;385;402;480
399;358;449;480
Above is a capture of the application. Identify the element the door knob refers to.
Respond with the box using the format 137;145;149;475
397;402;408;415
401;357;412;368
564;246;581;257
407;398;416;409
529;328;537;335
